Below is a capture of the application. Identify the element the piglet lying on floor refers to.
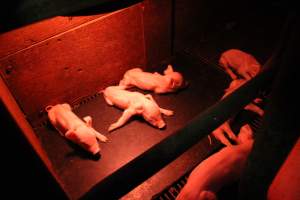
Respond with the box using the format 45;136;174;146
102;86;174;131
46;103;108;155
219;49;261;80
176;124;254;200
212;79;263;146
119;64;187;93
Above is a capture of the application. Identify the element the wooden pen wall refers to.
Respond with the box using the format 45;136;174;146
0;0;172;121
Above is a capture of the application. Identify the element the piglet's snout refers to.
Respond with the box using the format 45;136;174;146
157;120;166;129
144;112;166;129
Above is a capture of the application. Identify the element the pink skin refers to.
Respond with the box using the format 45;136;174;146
177;125;254;200
219;49;261;80
212;79;264;146
119;65;186;93
102;86;174;131
46;103;107;155
237;124;254;144
212;121;238;146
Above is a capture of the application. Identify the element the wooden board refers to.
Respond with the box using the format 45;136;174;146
0;4;146;118
0;15;105;59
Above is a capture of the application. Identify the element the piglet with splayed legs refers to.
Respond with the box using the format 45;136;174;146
102;86;174;131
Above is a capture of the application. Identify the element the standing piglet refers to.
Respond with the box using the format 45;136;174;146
46;103;108;155
119;64;186;93
219;49;261;80
177;125;254;200
102;86;174;131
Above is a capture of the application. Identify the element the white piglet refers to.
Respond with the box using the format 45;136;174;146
119;64;186;94
102;86;174;131
46;103;108;155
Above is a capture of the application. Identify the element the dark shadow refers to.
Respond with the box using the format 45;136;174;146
0;0;142;33
69;0;142;16
65;142;102;161
1;101;68;199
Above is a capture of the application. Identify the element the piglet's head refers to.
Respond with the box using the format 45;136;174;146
143;110;166;129
65;126;100;155
164;65;186;90
146;115;166;129
149;119;166;129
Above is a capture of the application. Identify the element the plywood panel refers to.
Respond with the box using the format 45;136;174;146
0;15;105;59
0;4;146;118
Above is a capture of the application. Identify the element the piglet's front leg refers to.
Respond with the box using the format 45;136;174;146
108;108;136;132
212;122;238;146
159;108;174;116
83;116;108;142
244;103;264;116
237;124;253;144
145;94;174;116
219;57;238;80
144;94;174;116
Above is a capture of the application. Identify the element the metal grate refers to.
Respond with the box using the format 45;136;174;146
151;173;189;200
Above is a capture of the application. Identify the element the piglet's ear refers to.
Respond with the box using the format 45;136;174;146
170;78;176;89
164;64;174;74
62;103;72;111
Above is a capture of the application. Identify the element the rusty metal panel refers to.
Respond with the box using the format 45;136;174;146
0;15;105;59
0;4;146;118
142;0;172;69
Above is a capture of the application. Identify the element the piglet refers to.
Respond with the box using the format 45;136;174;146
219;49;261;80
177;125;254;200
119;64;186;93
212;79;263;146
46;103;108;155
102;86;174;131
